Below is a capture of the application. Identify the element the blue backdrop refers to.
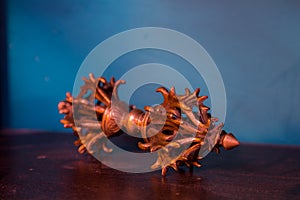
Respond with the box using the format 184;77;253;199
7;0;300;145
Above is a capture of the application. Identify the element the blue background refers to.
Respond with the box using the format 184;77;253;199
6;0;300;144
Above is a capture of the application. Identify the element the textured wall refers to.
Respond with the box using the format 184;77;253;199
7;0;300;144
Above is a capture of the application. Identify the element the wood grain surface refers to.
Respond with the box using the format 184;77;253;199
1;131;299;200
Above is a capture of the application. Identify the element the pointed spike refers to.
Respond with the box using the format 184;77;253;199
82;76;89;82
213;147;220;154
144;106;153;112
110;77;116;84
156;87;169;103
222;133;240;150
99;77;107;84
178;156;188;162
194;88;200;96
156;87;169;95
60;119;69;124
66;92;72;98
185;162;190;167
150;145;162;152
89;73;96;82
95;105;106;113
197;96;208;104
74;139;81;146
162;167;168;176
78;145;86;154
200;105;210;111
102;143;113;153
151;161;161;170
191;161;201;168
170;86;176;96
170;163;178;171
185;88;191;95
96;87;110;105
129;105;136;110
138;142;150;151
112;80;125;100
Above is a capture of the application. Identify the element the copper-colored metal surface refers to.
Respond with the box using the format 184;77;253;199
58;74;239;175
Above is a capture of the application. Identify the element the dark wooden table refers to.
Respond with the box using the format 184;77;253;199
1;130;299;200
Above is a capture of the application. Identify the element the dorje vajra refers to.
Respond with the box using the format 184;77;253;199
58;74;239;176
